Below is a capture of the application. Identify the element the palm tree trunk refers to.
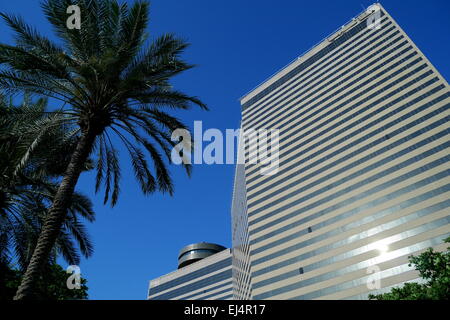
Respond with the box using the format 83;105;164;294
13;129;97;300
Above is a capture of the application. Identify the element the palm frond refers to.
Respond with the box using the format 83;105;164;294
0;97;95;269
1;0;207;210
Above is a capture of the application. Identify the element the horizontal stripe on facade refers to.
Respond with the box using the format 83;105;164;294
175;280;232;300
251;185;450;256
245;65;434;179
251;197;449;272
248;101;448;213
252;207;449;287
250;183;449;277
244;31;405;154
289;239;444;300
241;12;387;111
177;281;232;300
251;185;449;281
247;44;421;164
245;66;435;183
250;164;449;269
151;269;232;300
243;20;394;126
253;234;448;298
246;86;448;202
244;42;416;161
248;104;449;227
248;127;449;226
244;28;403;146
149;257;231;296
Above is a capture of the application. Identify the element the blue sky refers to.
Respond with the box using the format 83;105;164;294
0;0;449;299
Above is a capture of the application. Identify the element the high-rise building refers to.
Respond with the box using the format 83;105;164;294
148;243;232;300
148;3;449;301
233;2;449;300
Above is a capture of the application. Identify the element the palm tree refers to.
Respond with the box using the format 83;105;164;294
0;97;95;271
0;0;207;299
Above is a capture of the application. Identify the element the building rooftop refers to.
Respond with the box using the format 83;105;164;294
239;2;383;105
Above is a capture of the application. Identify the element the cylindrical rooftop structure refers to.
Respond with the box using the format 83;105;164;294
178;242;226;269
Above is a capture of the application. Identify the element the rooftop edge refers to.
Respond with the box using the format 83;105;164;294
239;2;383;105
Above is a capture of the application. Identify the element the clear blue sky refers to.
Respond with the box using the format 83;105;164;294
0;0;449;299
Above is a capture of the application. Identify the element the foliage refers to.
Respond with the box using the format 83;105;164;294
0;97;95;269
0;0;206;299
0;0;207;207
369;237;450;300
0;263;88;300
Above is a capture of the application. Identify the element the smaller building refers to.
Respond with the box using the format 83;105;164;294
148;243;232;300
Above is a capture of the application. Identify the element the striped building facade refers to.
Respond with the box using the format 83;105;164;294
234;3;450;300
148;249;232;300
